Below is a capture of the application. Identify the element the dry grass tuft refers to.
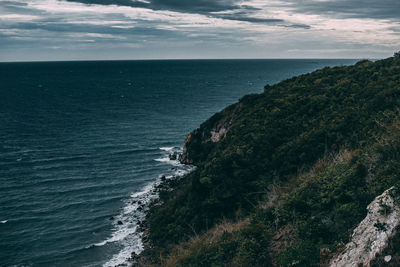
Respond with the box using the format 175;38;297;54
162;218;250;267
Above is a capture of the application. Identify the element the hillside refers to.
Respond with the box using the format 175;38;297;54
138;53;400;266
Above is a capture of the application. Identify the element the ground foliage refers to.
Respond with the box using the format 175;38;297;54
141;54;400;266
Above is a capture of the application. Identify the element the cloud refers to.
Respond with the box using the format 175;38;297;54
65;0;149;8
62;0;398;20
0;0;399;61
65;0;241;13
63;0;400;25
63;0;291;25
282;0;400;20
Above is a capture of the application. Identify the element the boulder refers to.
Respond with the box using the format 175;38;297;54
169;152;178;160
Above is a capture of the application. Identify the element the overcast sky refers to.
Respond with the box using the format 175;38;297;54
0;0;399;61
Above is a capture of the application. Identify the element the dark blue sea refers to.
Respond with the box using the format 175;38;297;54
0;59;357;266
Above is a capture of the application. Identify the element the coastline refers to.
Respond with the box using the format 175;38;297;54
128;172;187;266
110;149;195;267
124;54;400;266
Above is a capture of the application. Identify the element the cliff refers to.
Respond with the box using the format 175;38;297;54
179;102;244;164
139;53;400;266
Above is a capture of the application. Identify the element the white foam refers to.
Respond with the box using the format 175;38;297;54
94;226;137;247
160;147;174;151
123;203;139;214
1;220;7;224
130;183;154;198
103;235;143;267
174;169;188;176
154;156;170;162
95;185;158;248
154;156;182;166
96;181;159;266
100;148;195;267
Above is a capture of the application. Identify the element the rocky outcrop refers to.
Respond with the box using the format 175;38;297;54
169;152;178;160
179;133;195;164
179;102;243;164
329;187;400;267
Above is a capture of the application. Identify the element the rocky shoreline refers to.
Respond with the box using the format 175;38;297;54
124;152;194;267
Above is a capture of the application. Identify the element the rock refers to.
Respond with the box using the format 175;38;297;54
109;216;114;220
169;152;178;160
210;127;227;142
179;134;194;164
117;220;123;225
329;187;399;267
130;252;139;260
179;102;243;164
384;255;392;262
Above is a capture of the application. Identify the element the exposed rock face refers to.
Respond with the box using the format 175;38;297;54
179;133;194;164
210;127;228;143
179;102;243;165
329;187;399;267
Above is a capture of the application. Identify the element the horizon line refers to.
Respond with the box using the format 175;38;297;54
0;57;372;64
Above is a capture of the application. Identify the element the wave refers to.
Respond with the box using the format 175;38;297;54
100;148;195;267
94;226;137;247
103;237;142;267
154;157;181;166
154;156;170;162
100;183;156;267
160;147;174;151
154;152;182;166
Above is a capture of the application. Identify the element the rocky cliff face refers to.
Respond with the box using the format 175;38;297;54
329;187;400;267
178;133;195;164
179;102;243;165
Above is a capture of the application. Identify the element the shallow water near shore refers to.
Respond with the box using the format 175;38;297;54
0;59;357;266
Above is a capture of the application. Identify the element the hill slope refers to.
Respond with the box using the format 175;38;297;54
139;53;400;266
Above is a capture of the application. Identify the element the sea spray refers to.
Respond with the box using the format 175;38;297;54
102;147;194;267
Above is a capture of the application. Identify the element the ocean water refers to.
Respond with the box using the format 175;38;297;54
0;59;357;266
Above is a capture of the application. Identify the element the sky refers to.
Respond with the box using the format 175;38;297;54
0;0;399;61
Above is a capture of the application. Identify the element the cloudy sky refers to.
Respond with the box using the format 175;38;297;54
0;0;399;61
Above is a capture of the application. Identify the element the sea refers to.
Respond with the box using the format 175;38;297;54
0;59;357;266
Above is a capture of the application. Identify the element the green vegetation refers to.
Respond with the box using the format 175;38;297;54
140;53;400;266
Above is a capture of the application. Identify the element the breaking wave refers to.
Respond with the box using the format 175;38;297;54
100;147;194;267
